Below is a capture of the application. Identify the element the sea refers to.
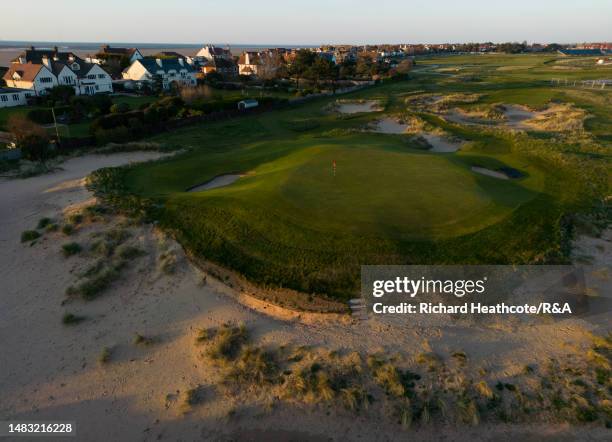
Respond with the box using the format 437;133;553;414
0;41;318;66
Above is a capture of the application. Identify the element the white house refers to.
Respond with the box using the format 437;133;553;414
196;45;232;61
4;47;113;96
0;87;33;108
122;58;197;89
3;63;58;96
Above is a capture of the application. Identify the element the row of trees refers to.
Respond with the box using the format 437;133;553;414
257;49;412;90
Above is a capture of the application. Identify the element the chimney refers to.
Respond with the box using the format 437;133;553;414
178;58;184;66
156;58;163;67
41;55;51;69
29;45;35;51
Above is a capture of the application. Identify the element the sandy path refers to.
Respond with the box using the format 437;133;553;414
0;152;609;441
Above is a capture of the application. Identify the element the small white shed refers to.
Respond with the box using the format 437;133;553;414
238;99;259;110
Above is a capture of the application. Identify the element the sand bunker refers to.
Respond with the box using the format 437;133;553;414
421;133;463;152
335;100;382;114
471;166;523;180
187;174;243;192
372;118;410;134
471;167;510;179
500;105;536;129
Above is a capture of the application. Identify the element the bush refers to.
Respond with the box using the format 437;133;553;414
67;264;119;300
68;213;84;224
37;217;53;229
27;108;54;125
116;244;144;260
8;115;50;161
110;102;130;114
61;224;74;235
62;242;82;257
62;312;85;325
204;324;248;362
21;230;40;242
98;347;112;364
45;86;76;105
133;333;155;345
94;126;131;145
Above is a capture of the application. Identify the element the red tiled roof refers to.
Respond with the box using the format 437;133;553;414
3;63;44;82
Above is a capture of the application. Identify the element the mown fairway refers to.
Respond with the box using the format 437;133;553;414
112;54;610;299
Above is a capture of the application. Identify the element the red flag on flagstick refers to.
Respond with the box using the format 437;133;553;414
332;160;336;176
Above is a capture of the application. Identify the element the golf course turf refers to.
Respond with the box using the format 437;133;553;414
92;54;610;300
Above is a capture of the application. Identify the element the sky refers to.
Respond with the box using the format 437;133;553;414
1;0;610;44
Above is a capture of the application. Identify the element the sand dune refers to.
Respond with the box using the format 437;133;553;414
0;152;608;441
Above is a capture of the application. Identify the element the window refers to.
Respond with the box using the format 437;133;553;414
98;74;105;79
63;76;73;84
87;74;96;79
95;85;99;91
12;94;19;101
40;77;53;83
0;96;8;102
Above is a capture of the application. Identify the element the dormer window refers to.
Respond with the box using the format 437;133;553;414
72;63;80;70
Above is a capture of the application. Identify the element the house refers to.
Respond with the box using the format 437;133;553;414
238;52;262;76
95;45;143;64
238;99;258;110
3;63;58;96
122;58;197;89
196;45;232;61
153;51;187;59
198;57;238;78
0;87;33;108
5;47;113;96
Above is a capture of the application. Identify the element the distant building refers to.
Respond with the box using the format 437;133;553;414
153;51;187;59
122;58;197;89
198;57;238;78
0;87;33;108
94;45;144;64
196;45;232;61
238;52;262;76
558;48;608;56
5;46;113;96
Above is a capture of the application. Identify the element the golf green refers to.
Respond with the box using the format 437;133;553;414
100;53;609;299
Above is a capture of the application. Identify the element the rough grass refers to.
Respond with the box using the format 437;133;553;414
98;346;113;364
192;324;612;428
61;312;85;325
36;217;53;229
203;323;248;362
61;224;74;236
133;333;155;346
62;242;82;257
66;259;123;300
20;230;40;243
